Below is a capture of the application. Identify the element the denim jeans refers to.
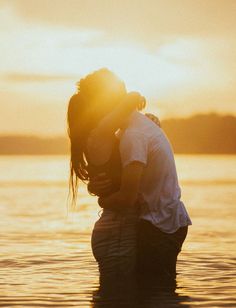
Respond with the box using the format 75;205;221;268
137;219;188;291
91;208;138;298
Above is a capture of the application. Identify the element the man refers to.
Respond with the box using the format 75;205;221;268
92;109;192;291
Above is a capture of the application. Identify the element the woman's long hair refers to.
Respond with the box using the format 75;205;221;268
67;68;126;207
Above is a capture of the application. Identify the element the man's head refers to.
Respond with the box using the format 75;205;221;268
78;68;127;125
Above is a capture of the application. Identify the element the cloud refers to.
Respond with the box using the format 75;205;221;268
3;72;78;83
0;0;235;135
1;0;236;48
0;89;67;135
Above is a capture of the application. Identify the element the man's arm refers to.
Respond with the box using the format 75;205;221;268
87;173;112;197
98;162;144;210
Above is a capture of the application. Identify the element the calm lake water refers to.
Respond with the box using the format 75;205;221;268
0;155;235;307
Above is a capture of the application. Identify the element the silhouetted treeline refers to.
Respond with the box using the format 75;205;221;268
0;136;69;155
162;113;236;154
0;113;235;155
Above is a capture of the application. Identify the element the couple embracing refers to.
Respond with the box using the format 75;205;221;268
67;68;192;299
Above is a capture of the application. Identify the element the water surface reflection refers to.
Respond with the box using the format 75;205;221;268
91;277;193;307
0;155;236;307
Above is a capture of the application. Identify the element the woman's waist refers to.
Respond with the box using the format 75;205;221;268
101;207;138;218
94;207;138;229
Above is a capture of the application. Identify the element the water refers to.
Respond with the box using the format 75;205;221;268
0;155;235;307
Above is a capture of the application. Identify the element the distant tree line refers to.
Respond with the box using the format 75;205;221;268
0;136;69;155
0;113;235;155
162;113;236;154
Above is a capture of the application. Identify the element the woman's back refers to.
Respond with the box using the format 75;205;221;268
87;136;122;197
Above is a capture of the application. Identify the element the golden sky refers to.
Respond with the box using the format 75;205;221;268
0;0;236;136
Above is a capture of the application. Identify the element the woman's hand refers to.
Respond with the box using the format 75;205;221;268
145;113;161;127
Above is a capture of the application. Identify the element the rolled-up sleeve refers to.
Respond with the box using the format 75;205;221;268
119;131;148;168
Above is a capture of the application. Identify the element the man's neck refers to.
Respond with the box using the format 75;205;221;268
116;111;141;139
121;110;139;130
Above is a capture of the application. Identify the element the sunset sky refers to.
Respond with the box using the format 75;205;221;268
0;0;235;136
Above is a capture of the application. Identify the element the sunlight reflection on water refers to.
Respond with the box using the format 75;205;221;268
0;155;236;307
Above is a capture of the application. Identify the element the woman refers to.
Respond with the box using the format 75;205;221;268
67;68;146;298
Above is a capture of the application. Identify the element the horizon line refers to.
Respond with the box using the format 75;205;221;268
0;111;235;139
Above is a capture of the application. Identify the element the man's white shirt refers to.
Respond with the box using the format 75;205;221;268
119;111;192;233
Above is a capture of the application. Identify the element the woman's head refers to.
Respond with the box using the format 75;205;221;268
67;68;126;206
78;68;126;127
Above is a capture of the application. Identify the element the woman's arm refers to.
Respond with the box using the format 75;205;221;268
91;92;145;138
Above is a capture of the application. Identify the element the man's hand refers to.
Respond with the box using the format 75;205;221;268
87;173;112;197
98;162;144;211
